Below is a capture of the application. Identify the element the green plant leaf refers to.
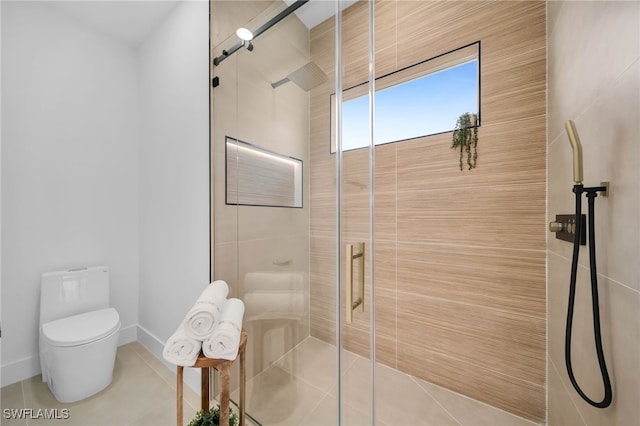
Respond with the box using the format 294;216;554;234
188;405;239;426
451;112;478;171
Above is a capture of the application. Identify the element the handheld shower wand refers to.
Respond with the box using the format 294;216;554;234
565;120;584;184
563;120;612;409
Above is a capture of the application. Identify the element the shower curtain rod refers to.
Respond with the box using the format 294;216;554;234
213;0;310;66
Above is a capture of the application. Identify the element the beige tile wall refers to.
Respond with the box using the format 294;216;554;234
310;0;547;422
547;1;640;425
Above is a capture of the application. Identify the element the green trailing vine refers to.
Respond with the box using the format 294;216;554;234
188;406;239;426
451;113;478;171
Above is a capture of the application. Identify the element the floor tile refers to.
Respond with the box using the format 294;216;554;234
416;377;539;426
1;382;25;410
299;393;387;426
128;398;197;426
1;336;546;426
0;383;28;426
333;357;459;426
231;364;326;426
20;345;174;426
373;362;460;426
1;420;28;426
274;336;358;393
130;342;201;410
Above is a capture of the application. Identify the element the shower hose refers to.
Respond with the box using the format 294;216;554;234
565;184;612;408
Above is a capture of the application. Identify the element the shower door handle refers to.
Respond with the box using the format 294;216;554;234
346;243;365;324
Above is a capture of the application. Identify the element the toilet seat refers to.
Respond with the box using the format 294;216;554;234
41;307;120;347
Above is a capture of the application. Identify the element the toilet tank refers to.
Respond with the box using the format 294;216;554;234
40;266;110;326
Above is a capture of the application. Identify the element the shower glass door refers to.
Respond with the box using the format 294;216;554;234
334;0;376;424
211;1;375;424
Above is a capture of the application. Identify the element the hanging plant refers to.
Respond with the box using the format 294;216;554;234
451;113;478;171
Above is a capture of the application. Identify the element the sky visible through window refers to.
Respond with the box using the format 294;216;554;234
341;60;478;151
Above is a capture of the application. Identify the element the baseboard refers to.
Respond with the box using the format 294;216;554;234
1;353;41;387
118;324;137;346
136;324;201;393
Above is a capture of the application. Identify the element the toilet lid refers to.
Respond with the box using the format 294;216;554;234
41;308;120;347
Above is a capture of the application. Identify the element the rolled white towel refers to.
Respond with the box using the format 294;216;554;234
202;298;245;360
184;280;229;340
162;325;201;367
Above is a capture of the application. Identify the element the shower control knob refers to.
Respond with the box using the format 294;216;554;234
552;214;586;245
549;221;566;233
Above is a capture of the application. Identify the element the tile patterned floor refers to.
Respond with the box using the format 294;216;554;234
235;337;540;426
1;338;540;426
1;342;199;426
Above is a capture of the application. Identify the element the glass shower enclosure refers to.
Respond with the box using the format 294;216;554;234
210;0;552;424
211;0;376;424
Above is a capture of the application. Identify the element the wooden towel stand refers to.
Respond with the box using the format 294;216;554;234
176;330;247;426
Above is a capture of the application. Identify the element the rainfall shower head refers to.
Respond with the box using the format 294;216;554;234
271;62;328;91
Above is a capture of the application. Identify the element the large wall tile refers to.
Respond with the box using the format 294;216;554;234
548;252;640;425
548;0;640;142
396;183;546;249
397;338;546;422
397;291;546;385
548;359;585;426
548;3;640;422
396;116;546;190
397;243;546;317
570;61;640;291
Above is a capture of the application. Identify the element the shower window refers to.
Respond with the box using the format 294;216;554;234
225;137;303;208
331;41;480;152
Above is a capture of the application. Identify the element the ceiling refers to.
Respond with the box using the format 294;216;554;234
285;0;358;29
51;0;180;47
50;0;355;48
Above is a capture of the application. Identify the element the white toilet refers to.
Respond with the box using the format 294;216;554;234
39;266;121;403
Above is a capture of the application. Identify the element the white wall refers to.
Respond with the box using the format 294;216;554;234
0;0;4;358
137;0;210;349
1;1;140;385
1;0;209;389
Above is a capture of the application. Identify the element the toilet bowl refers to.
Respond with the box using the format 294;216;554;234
39;267;121;403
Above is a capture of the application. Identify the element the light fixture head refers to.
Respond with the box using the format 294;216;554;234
236;28;254;41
